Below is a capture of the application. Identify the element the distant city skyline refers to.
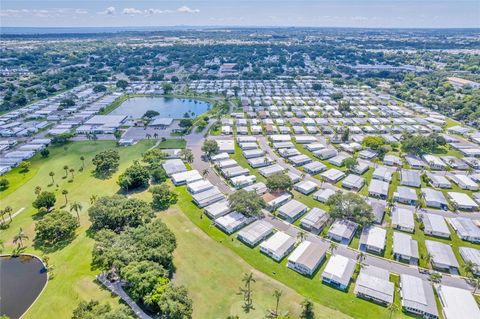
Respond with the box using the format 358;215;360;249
1;0;479;28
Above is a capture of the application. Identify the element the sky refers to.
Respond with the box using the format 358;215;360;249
1;0;479;28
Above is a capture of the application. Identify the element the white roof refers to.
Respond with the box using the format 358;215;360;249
436;285;480;319
393;232;419;259
322;255;356;287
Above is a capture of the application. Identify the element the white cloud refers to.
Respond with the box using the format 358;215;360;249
98;7;115;15
145;8;172;15
122;8;142;15
177;6;200;14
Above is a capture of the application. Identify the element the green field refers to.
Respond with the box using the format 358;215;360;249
157;138;187;149
0;140;156;319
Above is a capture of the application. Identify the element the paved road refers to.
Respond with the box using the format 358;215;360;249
97;274;153;319
263;213;473;291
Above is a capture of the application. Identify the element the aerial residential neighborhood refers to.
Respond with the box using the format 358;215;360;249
0;1;479;319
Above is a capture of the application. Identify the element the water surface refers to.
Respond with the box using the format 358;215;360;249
0;255;47;319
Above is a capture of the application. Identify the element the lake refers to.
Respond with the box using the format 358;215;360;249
110;97;211;119
0;255;48;319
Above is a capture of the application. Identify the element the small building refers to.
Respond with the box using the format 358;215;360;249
247;156;274;168
418;213;450;238
447;217;480;243
328;219;358;244
436;285;480;319
243;182;268;195
384;154;401;166
277;199;308;223
459;247;480;275
314;148;337;160
372;166;394;182
259;231;296;262
321;168;346;183
191;187;225;208
400;275;438;318
359;225;387;254
313;188;336;203
171;170;202;185
447;192;479;211
187;179;214;194
401;169;421;188
321;254;356;291
230;175;257;189
287;240;328;276
426;172;452;189
368;199;386;224
394;186;418;206
328;154;350;167
449;174;478;191
421;188;449;210
204;200;230;219
302;161;327;175
263;192;292;211
162;159;187;176
368;179;389;200
215;212;248;234
294;180;318;195
289;154;312;166
300;208;329;234
354;265;394;305
391;207;415;233
259;164;285;177
393;232;419;264
237;220;274;247
342;174;365;191
425;240;459;272
222;165;249;178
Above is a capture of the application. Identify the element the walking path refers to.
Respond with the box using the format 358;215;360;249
97;274;153;319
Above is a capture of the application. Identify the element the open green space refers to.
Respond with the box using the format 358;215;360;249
174;185;410;319
0;140;156;319
157;138;187;149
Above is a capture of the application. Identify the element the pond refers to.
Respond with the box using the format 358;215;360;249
110;96;211;119
0;255;48;319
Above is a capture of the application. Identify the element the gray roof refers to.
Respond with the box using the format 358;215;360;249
459;247;480;269
300;208;329;230
421;188;448;206
278;199;307;219
237;220;274;245
354;265;394;304
368;179;389;196
288;240;328;271
322;254;356;287
328;219;358;240
425;240;459;268
393;232;419;259
400;274;438;317
448;217;480;239
418;212;450;236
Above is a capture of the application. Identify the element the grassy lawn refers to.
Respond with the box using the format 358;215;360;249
158;138;187;149
0;140;156;319
174;185;410;319
159;206;344;319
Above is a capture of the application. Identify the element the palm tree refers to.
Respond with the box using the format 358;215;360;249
4;206;13;222
13;228;28;248
297;230;307;243
80;156;85;169
70;201;83;220
90;194;98;205
63;165;69;178
34;186;42;195
357;252;366;265
329;242;338;255
69;168;75;179
270;290;283;318
49;171;55;184
239;272;256;312
153;132;158;139
463;260;477;277
202;168;209;177
62;189;69;204
428;271;442;284
387;302;399;319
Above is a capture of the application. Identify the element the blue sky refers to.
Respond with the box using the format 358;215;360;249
1;1;479;28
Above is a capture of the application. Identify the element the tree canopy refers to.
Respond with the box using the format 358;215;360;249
72;300;132;319
266;173;293;192
32;191;56;210
35;210;79;246
401;133;446;156
150;185;178;210
117;161;150;191
362;135;385;150
88;195;154;233
92;219;176;273
326;192;374;226
92;150;120;176
228;190;266;217
201;139;219;157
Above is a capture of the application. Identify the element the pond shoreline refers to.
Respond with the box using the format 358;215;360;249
0;254;49;319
